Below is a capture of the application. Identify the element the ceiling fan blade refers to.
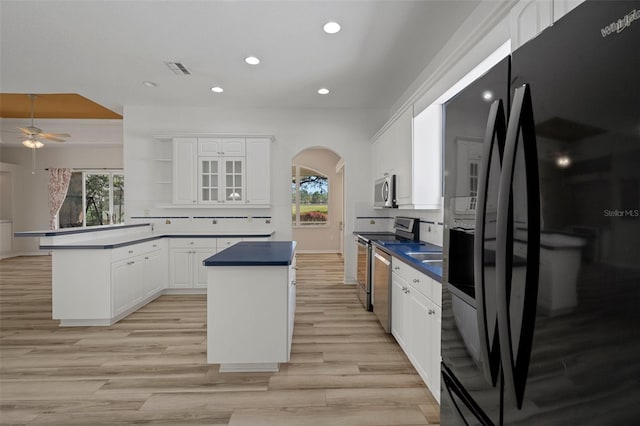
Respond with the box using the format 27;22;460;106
18;127;36;135
40;132;71;139
39;135;66;143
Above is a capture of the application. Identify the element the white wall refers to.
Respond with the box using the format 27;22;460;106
292;148;343;253
123;106;386;283
0;146;123;255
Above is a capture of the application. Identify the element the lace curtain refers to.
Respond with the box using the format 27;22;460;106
48;168;72;230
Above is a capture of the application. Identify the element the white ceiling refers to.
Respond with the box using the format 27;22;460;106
0;0;480;114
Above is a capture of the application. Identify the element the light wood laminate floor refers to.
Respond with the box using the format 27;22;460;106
0;254;439;425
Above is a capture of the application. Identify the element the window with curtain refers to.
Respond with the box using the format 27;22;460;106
291;165;329;226
58;171;125;228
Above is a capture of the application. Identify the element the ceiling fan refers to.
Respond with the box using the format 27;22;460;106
19;94;71;148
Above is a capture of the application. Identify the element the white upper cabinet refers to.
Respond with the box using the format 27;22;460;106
553;0;584;23
411;104;442;209
198;138;246;156
171;136;271;207
511;0;585;51
510;0;553;50
173;138;198;204
245;138;271;206
392;108;414;206
373;105;442;210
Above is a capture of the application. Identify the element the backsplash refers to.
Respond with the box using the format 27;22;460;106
353;202;443;246
129;216;274;235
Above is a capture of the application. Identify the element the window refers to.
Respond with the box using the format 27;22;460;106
291;165;328;226
469;161;479;211
58;171;125;228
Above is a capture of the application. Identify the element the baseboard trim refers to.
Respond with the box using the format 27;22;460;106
1;251;47;259
162;288;207;295
295;250;342;254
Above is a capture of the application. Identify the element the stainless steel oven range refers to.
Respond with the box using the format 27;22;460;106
354;217;420;312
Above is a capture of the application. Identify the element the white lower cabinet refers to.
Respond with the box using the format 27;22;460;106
169;238;218;289
287;257;297;355
407;286;441;403
391;257;442;402
111;244;163;318
168;238;247;289
391;272;408;350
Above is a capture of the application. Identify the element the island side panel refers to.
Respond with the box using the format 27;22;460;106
52;250;112;324
207;266;289;364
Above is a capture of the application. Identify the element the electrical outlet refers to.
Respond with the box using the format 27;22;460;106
370;219;376;225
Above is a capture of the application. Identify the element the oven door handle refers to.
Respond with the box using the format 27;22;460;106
374;252;391;266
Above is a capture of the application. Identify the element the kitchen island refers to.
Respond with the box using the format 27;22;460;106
204;241;297;372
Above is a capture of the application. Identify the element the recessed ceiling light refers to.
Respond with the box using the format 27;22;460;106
211;86;224;93
482;90;493;101
143;81;158;88
245;56;260;65
318;88;330;95
323;21;341;34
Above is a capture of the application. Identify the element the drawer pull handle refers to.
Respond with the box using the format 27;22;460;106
428;309;435;315
394;266;400;270
413;279;420;283
128;250;133;254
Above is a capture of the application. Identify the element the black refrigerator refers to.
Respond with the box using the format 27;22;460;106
441;1;640;424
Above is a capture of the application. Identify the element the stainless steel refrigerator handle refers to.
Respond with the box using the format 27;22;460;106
496;84;541;410
474;99;506;388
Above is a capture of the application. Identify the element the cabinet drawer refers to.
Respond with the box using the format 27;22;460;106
391;257;413;281
392;257;433;301
217;238;242;251
112;240;162;262
169;238;217;249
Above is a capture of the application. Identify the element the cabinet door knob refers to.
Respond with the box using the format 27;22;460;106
144;257;149;260
292;280;297;286
128;250;133;254
394;266;400;270
190;242;194;245
413;278;420;283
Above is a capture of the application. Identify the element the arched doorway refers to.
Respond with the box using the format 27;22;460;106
291;148;344;254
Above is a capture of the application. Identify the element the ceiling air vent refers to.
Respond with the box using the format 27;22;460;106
164;61;191;75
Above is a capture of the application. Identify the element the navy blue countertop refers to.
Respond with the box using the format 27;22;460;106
203;241;296;266
373;241;443;282
35;232;274;250
14;223;149;237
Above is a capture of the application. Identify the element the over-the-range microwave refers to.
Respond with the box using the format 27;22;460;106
374;175;397;208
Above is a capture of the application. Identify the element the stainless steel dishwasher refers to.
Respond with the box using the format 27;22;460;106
372;246;392;333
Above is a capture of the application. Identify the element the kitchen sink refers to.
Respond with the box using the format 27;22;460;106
422;260;443;268
405;252;442;261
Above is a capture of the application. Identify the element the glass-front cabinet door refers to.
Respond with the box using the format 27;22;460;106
223;158;244;203
199;157;244;203
199;158;220;203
